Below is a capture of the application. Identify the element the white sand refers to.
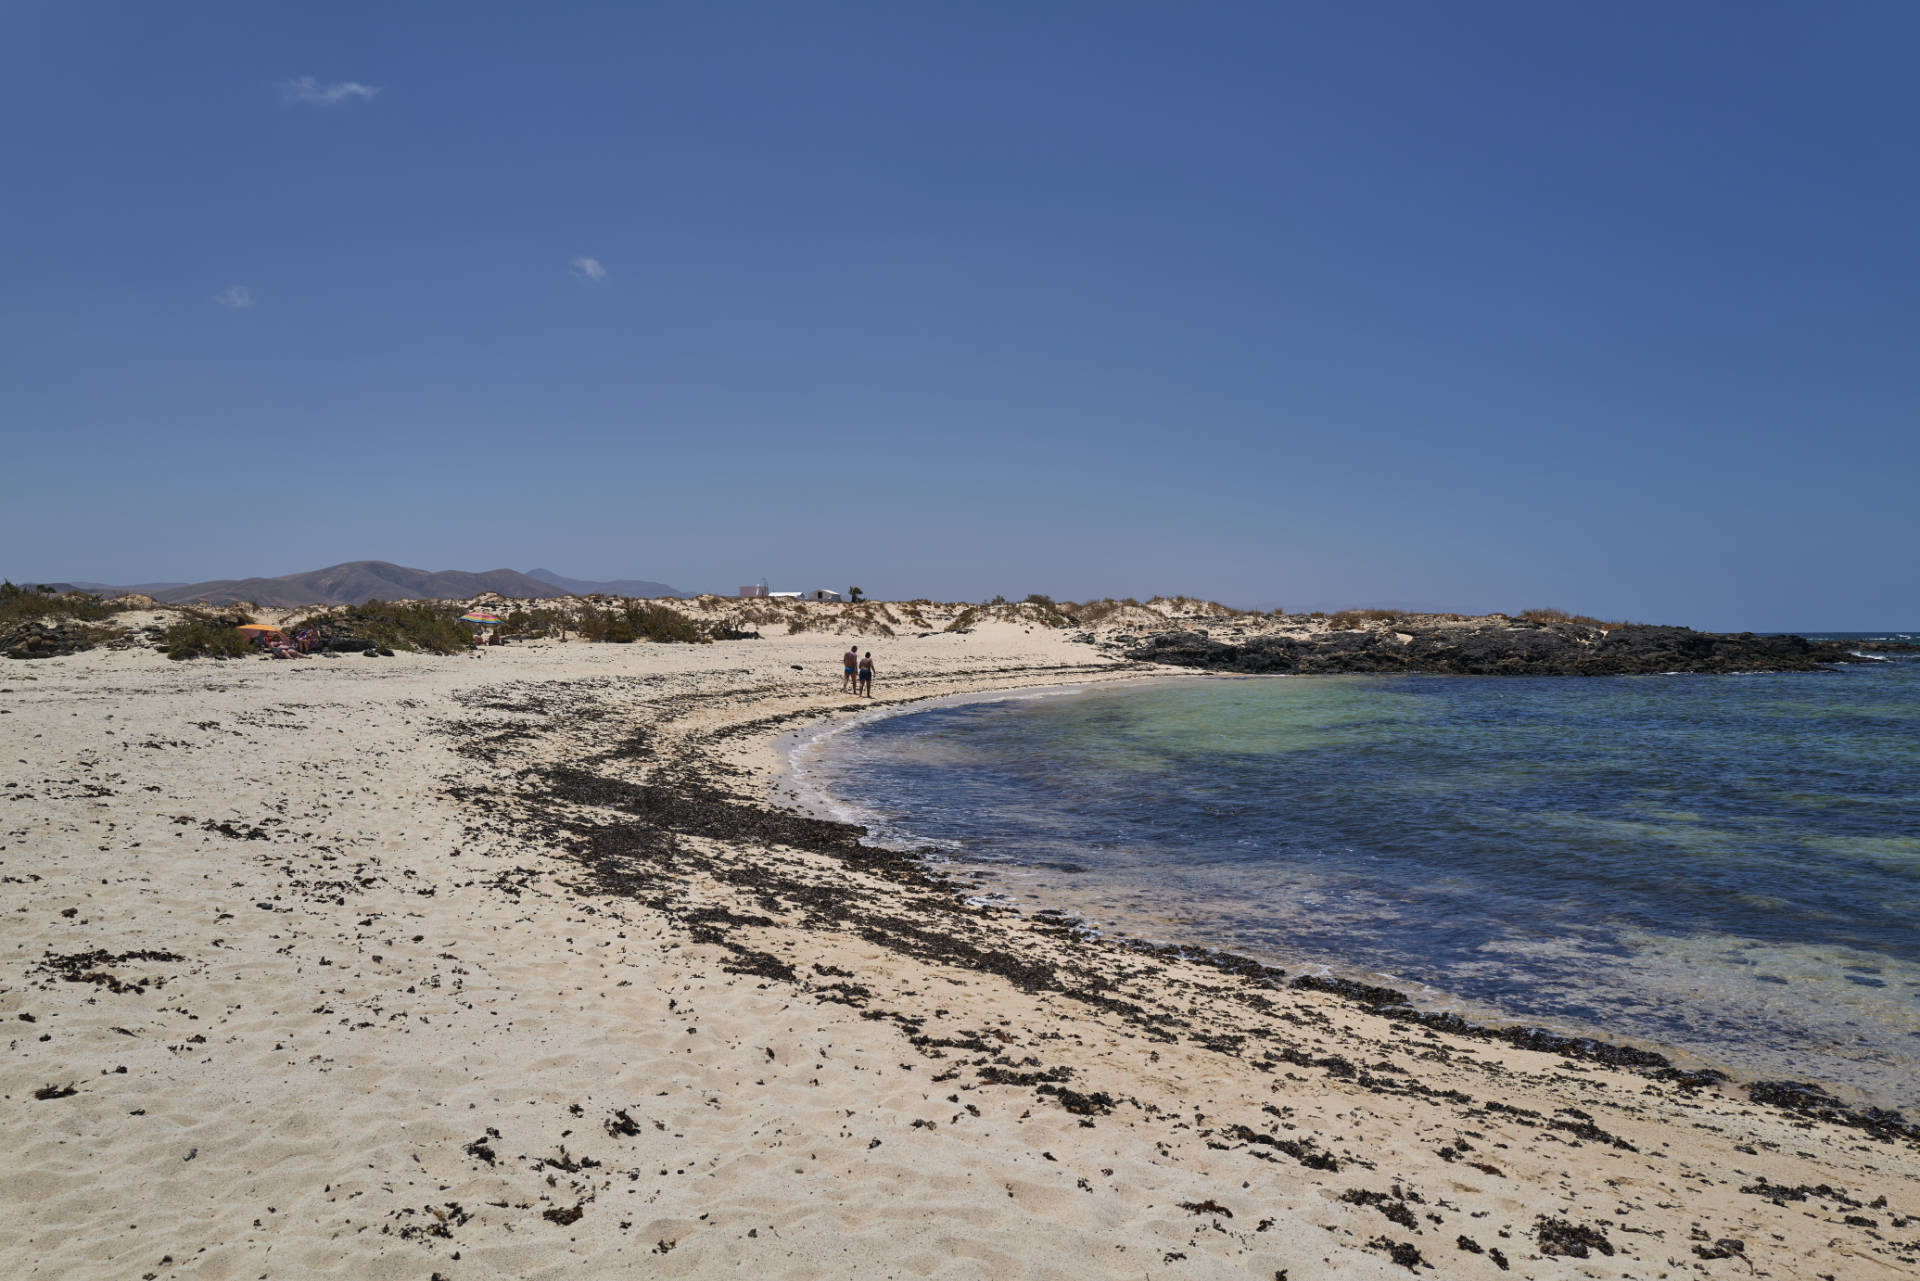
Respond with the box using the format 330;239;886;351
3;627;1915;1279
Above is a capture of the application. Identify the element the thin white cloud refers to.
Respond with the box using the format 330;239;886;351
572;256;607;282
213;285;254;309
280;76;379;106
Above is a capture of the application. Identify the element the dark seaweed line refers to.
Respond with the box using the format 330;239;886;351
439;667;1920;1151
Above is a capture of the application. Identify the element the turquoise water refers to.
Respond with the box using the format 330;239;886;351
804;637;1920;1109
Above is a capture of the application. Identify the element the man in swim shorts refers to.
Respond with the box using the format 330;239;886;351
858;651;874;696
842;645;859;692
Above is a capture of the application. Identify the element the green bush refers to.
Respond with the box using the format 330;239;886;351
576;602;710;644
0;581;119;626
291;601;474;654
503;607;566;638
164;620;253;660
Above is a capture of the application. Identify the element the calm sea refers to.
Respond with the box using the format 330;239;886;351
796;634;1920;1111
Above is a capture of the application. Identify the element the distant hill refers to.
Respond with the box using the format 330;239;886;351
127;562;556;607
42;580;191;597
12;562;691;606
525;568;687;598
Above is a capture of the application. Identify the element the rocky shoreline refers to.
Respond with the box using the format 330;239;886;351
1125;619;1899;676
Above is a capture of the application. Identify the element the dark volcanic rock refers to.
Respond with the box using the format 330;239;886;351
1;621;100;660
1128;621;1865;677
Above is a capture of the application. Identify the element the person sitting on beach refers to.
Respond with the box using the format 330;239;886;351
858;651;874;696
842;645;859;692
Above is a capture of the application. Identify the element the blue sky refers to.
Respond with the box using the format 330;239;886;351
3;2;1914;628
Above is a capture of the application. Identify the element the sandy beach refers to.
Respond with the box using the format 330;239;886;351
4;620;1917;1280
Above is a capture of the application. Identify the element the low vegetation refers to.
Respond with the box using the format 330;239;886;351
848;602;898;636
1327;609;1403;630
574;601;709;644
733;599;793;628
1515;607;1636;630
1147;595;1246;619
1064;598;1150;627
291;601;475;654
945;599;1073;631
501;606;569;638
782;602;899;636
1018;595;1072;627
0;581;120;626
162;619;253;661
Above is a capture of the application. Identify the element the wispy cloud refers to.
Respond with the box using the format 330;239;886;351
572;256;607;282
280;76;379;106
213;284;254;309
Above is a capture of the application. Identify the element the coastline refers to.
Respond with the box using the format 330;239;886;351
771;673;1201;836
4;629;1917;1279
783;675;1920;1118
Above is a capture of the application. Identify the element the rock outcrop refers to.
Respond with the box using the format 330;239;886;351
1127;622;1880;677
1;621;103;660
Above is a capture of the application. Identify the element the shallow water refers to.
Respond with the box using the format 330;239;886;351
799;635;1920;1110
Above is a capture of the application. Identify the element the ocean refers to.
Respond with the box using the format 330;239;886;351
794;634;1920;1111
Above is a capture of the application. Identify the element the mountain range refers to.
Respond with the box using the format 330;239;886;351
521;569;687;599
27;562;688;607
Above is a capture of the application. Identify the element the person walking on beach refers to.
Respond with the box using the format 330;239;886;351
858;650;874;697
841;645;859;692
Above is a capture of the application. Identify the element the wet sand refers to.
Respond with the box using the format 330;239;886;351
3;625;1917;1279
